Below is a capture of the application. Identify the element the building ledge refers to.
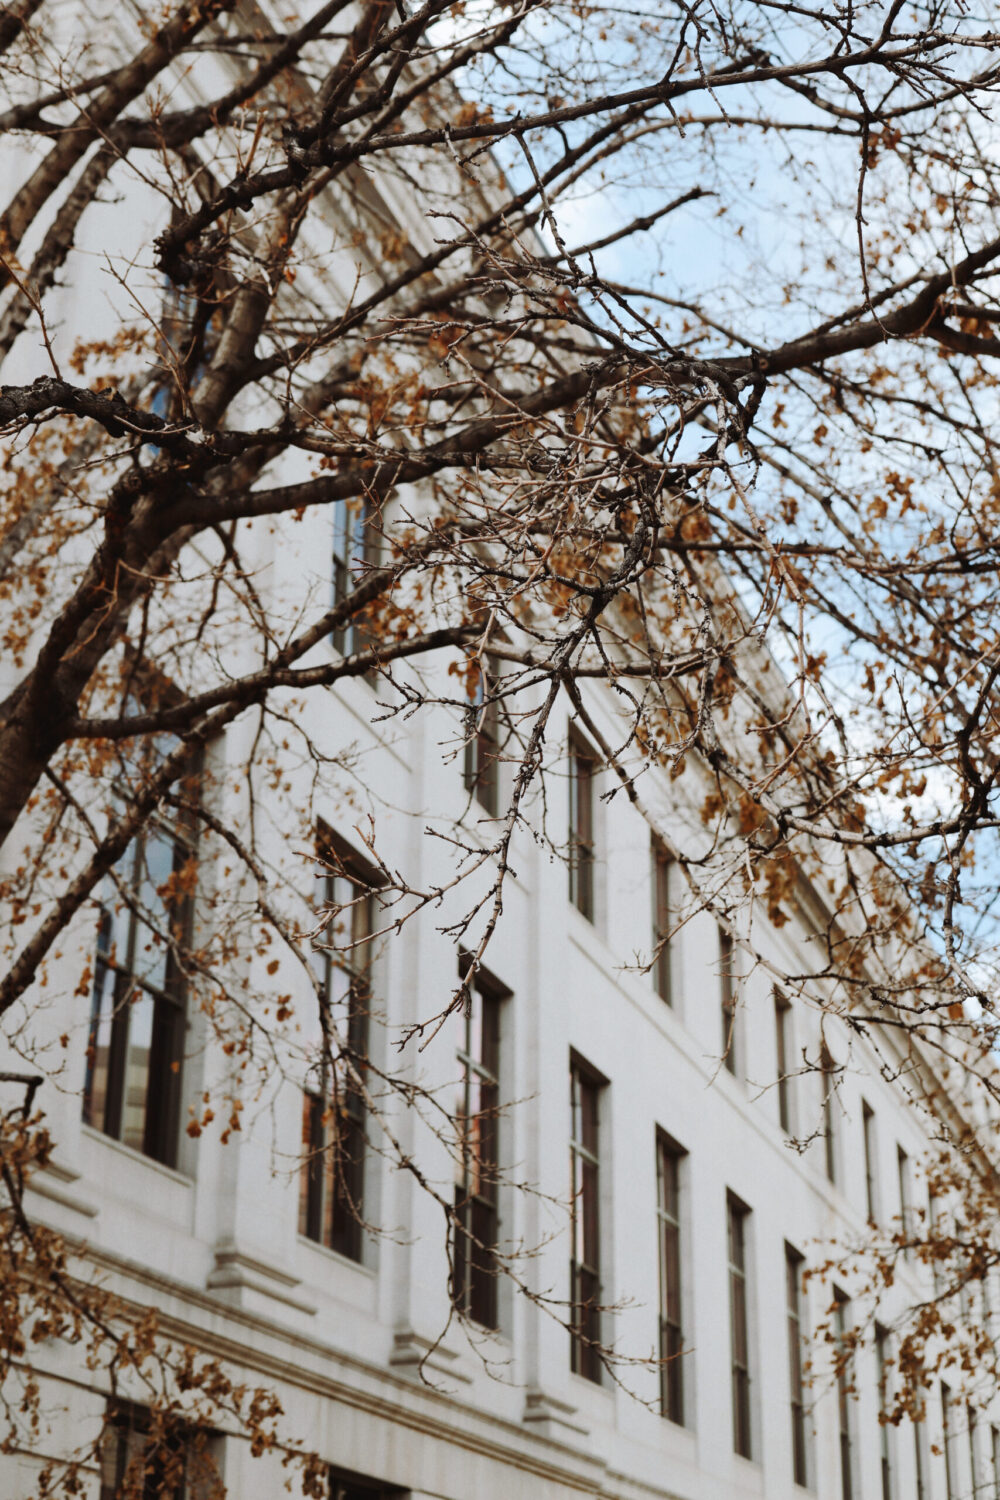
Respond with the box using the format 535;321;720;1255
207;1241;318;1315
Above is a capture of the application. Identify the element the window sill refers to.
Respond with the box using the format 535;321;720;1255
569;1370;614;1399
459;1317;512;1349
80;1123;194;1189
296;1233;376;1278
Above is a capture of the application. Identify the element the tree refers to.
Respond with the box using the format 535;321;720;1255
4;0;1000;1491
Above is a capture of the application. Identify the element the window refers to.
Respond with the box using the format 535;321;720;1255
657;1133;686;1424
568;732;596;920
83;801;196;1169
651;836;673;1004
570;1056;604;1381
99;1403;191;1500
775;991;792;1132
862;1101;878;1222
914;1413;928;1500
453;962;505;1329
331;498;380;657
329;1469;406;1500
833;1290;854;1500
969;1404;979;1500
821;1044;838;1184
786;1244;808;1486
942;1381;955;1500
463;657;500;816
299;838;377;1263
875;1323;893;1500
897;1146;912;1261
929;1192;943;1296
957;1221;972;1323
720;927;737;1075
990;1423;999;1500
727;1193;752;1459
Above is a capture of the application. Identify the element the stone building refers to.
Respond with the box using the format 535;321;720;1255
0;3;997;1499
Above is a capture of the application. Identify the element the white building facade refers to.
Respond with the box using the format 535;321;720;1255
1;5;997;1499
5;633;993;1500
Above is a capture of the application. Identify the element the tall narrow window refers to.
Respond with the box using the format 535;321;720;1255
568;733;596;921
862;1101;878;1223
786;1243;808;1486
657;1133;686;1424
821;1044;838;1184
990;1423;999;1500
453;963;505;1329
914;1414;927;1500
83;803;196;1169
897;1146;912;1261
651;837;672;1005
463;657;500;816
833;1290;854;1500
969;1404;979;1500
957;1220;972;1324
942;1381;955;1500
875;1323;893;1500
720;927;737;1075
929;1192;943;1296
99;1403;190;1500
331;497;379;657
775;991;792;1132
300;839;376;1263
570;1056;603;1381
728;1193;753;1459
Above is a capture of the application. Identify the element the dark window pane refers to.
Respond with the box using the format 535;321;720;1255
99;1404;189;1500
720;928;736;1074
568;736;595;920
464;660;500;816
786;1245;807;1486
452;968;504;1329
728;1196;752;1458
570;1059;602;1381
300;840;377;1263
331;499;379;657
82;805;194;1170
775;992;791;1132
652;839;672;1004
835;1293;854;1500
657;1135;686;1425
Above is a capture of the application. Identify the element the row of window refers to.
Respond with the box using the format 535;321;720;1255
82;824;996;1500
94;1383;1000;1500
